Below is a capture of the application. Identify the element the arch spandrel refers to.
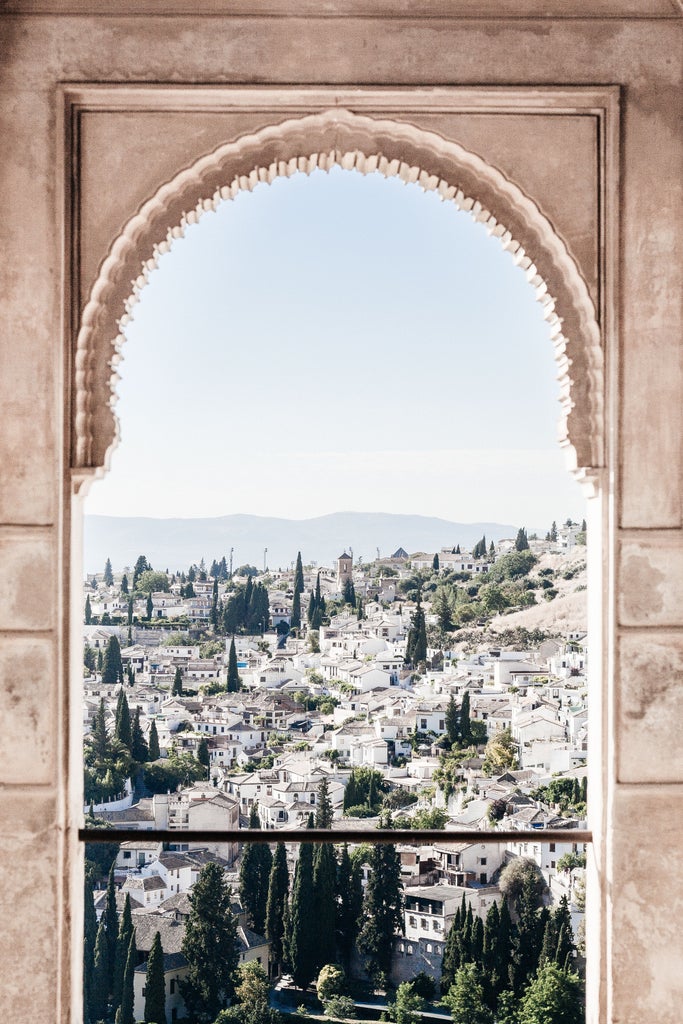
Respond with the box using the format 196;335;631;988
72;108;604;486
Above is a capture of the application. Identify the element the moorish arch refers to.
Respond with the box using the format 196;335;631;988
73;107;604;483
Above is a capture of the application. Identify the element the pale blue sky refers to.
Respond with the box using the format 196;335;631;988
86;166;585;527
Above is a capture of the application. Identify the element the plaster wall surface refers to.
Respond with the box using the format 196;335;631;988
0;5;681;1023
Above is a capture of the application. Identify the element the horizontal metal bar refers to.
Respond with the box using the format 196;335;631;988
79;827;592;845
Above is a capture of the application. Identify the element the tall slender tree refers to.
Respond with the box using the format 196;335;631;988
445;694;459;746
145;931;167;1024
312;842;337;972
172;666;183;696
315;775;334;828
459;691;472;745
290;588;301;631
227;639;241;692
358;843;404;986
85;593;92;624
148;719;160;761
131;706;148;763
115;689;132;749
286;840;317;990
112;893;134;1015
104;860;119;987
336;844;364;974
118;932;137;1024
104;557;114;586
294;552;304;596
180;863;240;1022
102;635;124;685
121;573;129;595
90;919;110;1023
240;805;273;935
265;842;289;975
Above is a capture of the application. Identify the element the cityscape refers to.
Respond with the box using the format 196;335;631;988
83;521;588;1024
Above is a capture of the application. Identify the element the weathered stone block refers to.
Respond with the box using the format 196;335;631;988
0;530;55;631
611;788;683;1024
617;632;683;783
618;538;683;627
0;637;56;785
0;792;60;1023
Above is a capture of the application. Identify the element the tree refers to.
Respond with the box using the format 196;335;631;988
482;727;517;776
499;858;547;913
146;592;154;619
312;842;338;972
180;862;240;1021
445;694;459;745
84;644;97;673
104;859;119;985
509;876;546;997
148;719;160;761
317;963;346;1004
85;593;92;624
90;920;110;1023
357;843;403;985
392;981;425;1024
459;691;471;745
132;554;152;589
518;963;584;1024
290;588;301;630
336;844;363;973
121;573;129;595
112;893;133;1015
118;932;137;1024
265;842;289;974
131;706;148;763
104;557;114;586
240;805;273;935
323;994;357;1020
172;666;183;696
443;963;493;1024
405;593;427;666
294;551;304;595
286;840;317;990
315;775;334;828
84;873;98;1019
102;635;124;684
197;737;210;773
515;527;530;552
227;639;241;692
432;552;440;571
145;931;167;1024
115;689;132;749
215;961;283;1024
127;597;134;626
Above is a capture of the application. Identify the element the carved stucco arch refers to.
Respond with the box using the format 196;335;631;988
73;108;604;484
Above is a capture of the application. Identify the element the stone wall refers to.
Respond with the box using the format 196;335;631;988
0;4;681;1023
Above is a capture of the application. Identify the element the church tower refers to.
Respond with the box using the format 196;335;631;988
336;552;352;590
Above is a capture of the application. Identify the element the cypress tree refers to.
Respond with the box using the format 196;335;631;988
265;842;290;974
460;691;472;745
509;877;544;997
104;557;114;586
117;932;136;1024
97;648;103;672
112;893;133;1014
315;775;334;828
443;963;493;1024
445;694;459;746
307;588;316;625
294;552;304;596
442;898;464;994
286;840;317;990
313;842;338;972
180;863;240;1020
145;931;167;1024
336;844;363;973
85;594;92;624
482;900;501;1010
227;639;241;692
148;719;160;761
515;528;529;552
197;737;210;773
172;666;183;696
131;706;148;763
471;915;485;964
290;588;301;630
127;597;133;626
121;573;129;595
90;919;110;1022
84;873;98;1019
358;843;404;986
115;689;132;749
146;592;153;619
240;806;273;935
102;635;124;685
104;860;119;987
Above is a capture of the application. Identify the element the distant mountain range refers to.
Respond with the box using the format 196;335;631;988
83;511;524;575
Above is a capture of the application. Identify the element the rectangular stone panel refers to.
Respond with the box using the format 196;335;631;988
0;636;56;785
611;788;683;1024
0;529;56;631
0;793;61;1024
617;631;683;783
618;537;683;628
